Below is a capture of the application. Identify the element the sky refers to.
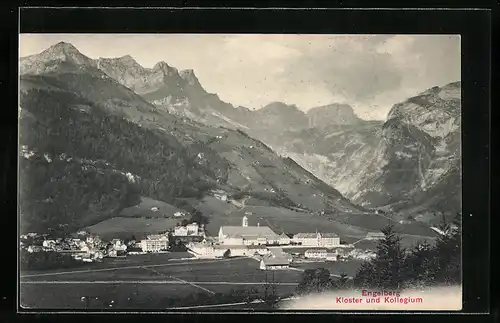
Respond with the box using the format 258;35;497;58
19;34;460;120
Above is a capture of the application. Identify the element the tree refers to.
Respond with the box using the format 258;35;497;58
297;268;332;294
189;210;209;226
432;212;461;285
353;224;406;290
331;272;350;289
402;240;436;287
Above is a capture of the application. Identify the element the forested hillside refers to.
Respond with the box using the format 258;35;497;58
19;88;229;234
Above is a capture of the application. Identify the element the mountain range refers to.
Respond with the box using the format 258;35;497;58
19;42;370;236
80;44;461;220
18;41;460;236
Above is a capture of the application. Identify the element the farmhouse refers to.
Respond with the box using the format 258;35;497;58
305;249;328;259
268;247;293;262
110;239;127;252
173;211;185;218
42;240;56;249
259;254;290;270
292;232;340;247
218;216;281;245
365;232;385;240
326;252;339;261
188;242;223;259
174;222;203;237
140;234;169;252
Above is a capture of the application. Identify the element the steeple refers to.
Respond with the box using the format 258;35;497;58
242;215;248;227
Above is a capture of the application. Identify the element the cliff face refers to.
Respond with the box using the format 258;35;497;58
307;103;364;128
352;82;461;216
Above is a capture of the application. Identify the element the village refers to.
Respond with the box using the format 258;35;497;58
20;211;381;270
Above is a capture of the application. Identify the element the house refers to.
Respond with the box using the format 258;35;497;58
214;245;253;257
259;254;290;270
218;216;281;245
174;222;202;237
188;242;224;259
326;252;338;261
213;192;228;202
86;235;103;248
365;232;385;240
305;249;328;259
111;239;127;252
140;234;169;252
174;226;188;236
186;223;200;235
42;240;56;249
27;245;42;253
292;232;341;247
248;245;269;256
267;247;293;262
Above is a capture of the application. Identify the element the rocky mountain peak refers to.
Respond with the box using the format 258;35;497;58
307;103;363;128
260;102;303;115
117;55;140;66
49;41;80;53
42;42;92;65
386;81;461;138
179;69;202;87
20;41;97;75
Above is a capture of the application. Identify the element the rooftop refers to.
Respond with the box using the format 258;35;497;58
366;232;385;237
305;249;327;253
220;226;278;239
262;255;290;266
294;232;339;238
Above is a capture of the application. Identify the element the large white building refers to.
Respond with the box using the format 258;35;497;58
188;242;269;259
305;249;328;259
292;232;340;247
140;234;169;252
218;216;283;246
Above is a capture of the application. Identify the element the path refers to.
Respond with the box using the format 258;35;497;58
141;266;215;295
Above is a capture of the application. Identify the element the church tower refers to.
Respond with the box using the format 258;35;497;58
242;215;248;227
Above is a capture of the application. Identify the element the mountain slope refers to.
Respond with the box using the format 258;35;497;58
19;43;366;235
353;82;461;216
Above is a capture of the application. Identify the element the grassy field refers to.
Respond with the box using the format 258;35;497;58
84;216;179;240
20;256;302;309
120;196;186;218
